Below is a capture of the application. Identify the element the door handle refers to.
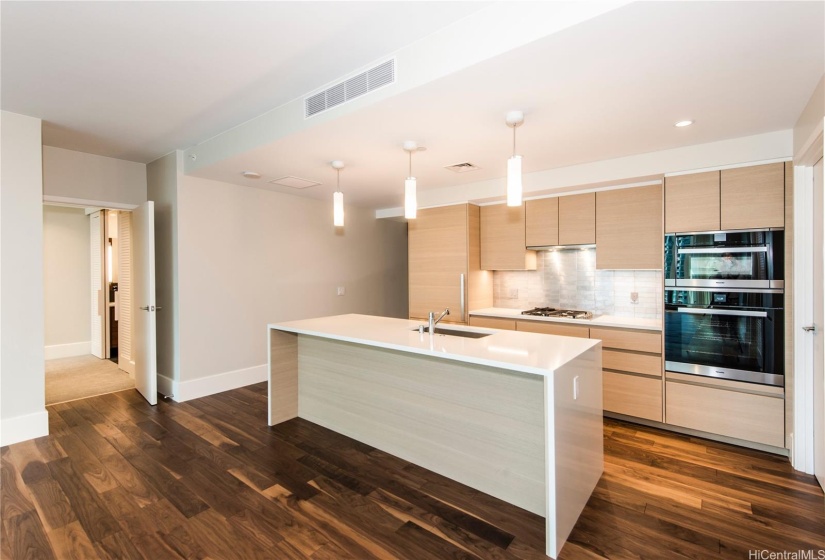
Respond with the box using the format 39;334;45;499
802;325;817;333
155;306;162;311
139;306;150;311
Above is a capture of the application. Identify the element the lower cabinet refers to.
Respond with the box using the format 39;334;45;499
604;372;662;422
468;316;516;330
516;320;589;338
665;374;785;448
591;327;663;422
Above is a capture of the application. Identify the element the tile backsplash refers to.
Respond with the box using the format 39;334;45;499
493;249;662;319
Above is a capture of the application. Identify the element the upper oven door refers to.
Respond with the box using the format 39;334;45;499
664;230;783;289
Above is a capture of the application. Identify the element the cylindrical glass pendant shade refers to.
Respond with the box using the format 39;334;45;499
405;177;417;219
507;155;522;207
333;191;344;227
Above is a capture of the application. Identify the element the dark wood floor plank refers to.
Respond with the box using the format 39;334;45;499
46;458;121;543
45;520;98;560
2;509;56;560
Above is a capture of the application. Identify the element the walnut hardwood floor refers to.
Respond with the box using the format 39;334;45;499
2;383;823;559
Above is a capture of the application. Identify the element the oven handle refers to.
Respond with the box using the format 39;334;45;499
676;308;768;318
677;246;768;254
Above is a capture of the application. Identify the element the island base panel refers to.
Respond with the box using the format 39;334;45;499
297;336;547;516
268;329;298;425
546;346;604;557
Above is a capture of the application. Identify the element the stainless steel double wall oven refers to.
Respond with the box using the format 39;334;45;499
664;229;784;387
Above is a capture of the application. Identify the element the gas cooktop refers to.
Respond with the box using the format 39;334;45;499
521;307;594;320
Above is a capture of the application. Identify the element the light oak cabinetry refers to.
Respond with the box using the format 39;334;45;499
408;204;492;324
525;193;595;247
664;163;785;233
525;197;558;246
559;193;596;245
517;320;589;338
664;171;720;233
720;163;785;230
665;372;784;448
480;204;537;270
591;326;663;422
468;316;516;330
596;184;663;270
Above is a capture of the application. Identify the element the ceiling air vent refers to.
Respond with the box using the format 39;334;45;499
304;59;395;118
268;176;321;189
444;162;481;173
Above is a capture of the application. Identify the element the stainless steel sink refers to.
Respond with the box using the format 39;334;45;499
411;327;492;339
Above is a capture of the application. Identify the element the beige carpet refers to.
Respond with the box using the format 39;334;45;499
46;355;135;405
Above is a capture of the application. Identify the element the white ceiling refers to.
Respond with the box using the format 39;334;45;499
1;1;487;162
3;2;823;210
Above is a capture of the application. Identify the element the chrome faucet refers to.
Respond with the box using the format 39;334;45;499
428;308;450;333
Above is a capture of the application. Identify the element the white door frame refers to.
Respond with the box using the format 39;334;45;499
792;125;824;474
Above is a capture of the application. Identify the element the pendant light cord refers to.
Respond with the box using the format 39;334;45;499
336;168;340;191
408;151;412;177
513;125;517;157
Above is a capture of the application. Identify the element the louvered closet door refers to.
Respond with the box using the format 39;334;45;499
89;211;105;358
118;211;134;374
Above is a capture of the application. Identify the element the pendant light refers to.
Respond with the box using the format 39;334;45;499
331;160;345;227
505;111;524;207
402;140;423;219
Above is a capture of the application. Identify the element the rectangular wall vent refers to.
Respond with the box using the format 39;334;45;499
305;59;395;118
268;176;321;189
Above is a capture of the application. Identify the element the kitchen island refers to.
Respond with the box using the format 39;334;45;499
267;314;603;558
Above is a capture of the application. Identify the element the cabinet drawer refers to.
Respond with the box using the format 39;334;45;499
603;349;661;377
516;321;589;338
666;381;784;447
604;371;662;422
590;327;661;353
468;316;516;330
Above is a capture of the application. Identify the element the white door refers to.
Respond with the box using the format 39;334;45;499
89;211;106;358
132;201;158;405
813;157;824;491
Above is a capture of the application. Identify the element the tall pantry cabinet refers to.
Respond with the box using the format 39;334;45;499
408;204;492;324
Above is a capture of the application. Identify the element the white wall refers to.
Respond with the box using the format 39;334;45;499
1;111;48;446
43;205;90;358
146;152;181;388
43;146;147;207
794;74;824;161
172;175;408;400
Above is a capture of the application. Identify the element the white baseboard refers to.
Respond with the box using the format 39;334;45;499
1;410;49;446
158;364;267;403
45;341;91;360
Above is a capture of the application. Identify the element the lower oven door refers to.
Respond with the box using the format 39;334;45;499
665;307;784;386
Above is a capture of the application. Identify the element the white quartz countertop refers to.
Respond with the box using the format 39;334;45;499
469;307;662;331
268;314;600;378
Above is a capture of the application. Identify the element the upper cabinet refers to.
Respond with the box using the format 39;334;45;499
664;171;720;233
559;193;596;245
408;204;492;323
525;193;595;247
720;163;785;230
525;197;558;246
596;184;663;270
665;163;785;233
480;204;537;270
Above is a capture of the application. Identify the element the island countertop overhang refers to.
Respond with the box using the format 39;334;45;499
268;313;600;377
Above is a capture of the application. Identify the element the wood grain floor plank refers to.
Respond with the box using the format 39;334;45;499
2;509;56;560
45;520;98;560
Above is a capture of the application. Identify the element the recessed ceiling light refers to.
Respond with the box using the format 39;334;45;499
241;171;261;179
674;120;694;128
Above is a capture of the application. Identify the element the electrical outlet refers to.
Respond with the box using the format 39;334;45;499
508;288;519;299
337;286;345;296
630;291;639;304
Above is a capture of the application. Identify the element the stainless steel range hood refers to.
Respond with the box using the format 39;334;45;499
526;243;596;252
